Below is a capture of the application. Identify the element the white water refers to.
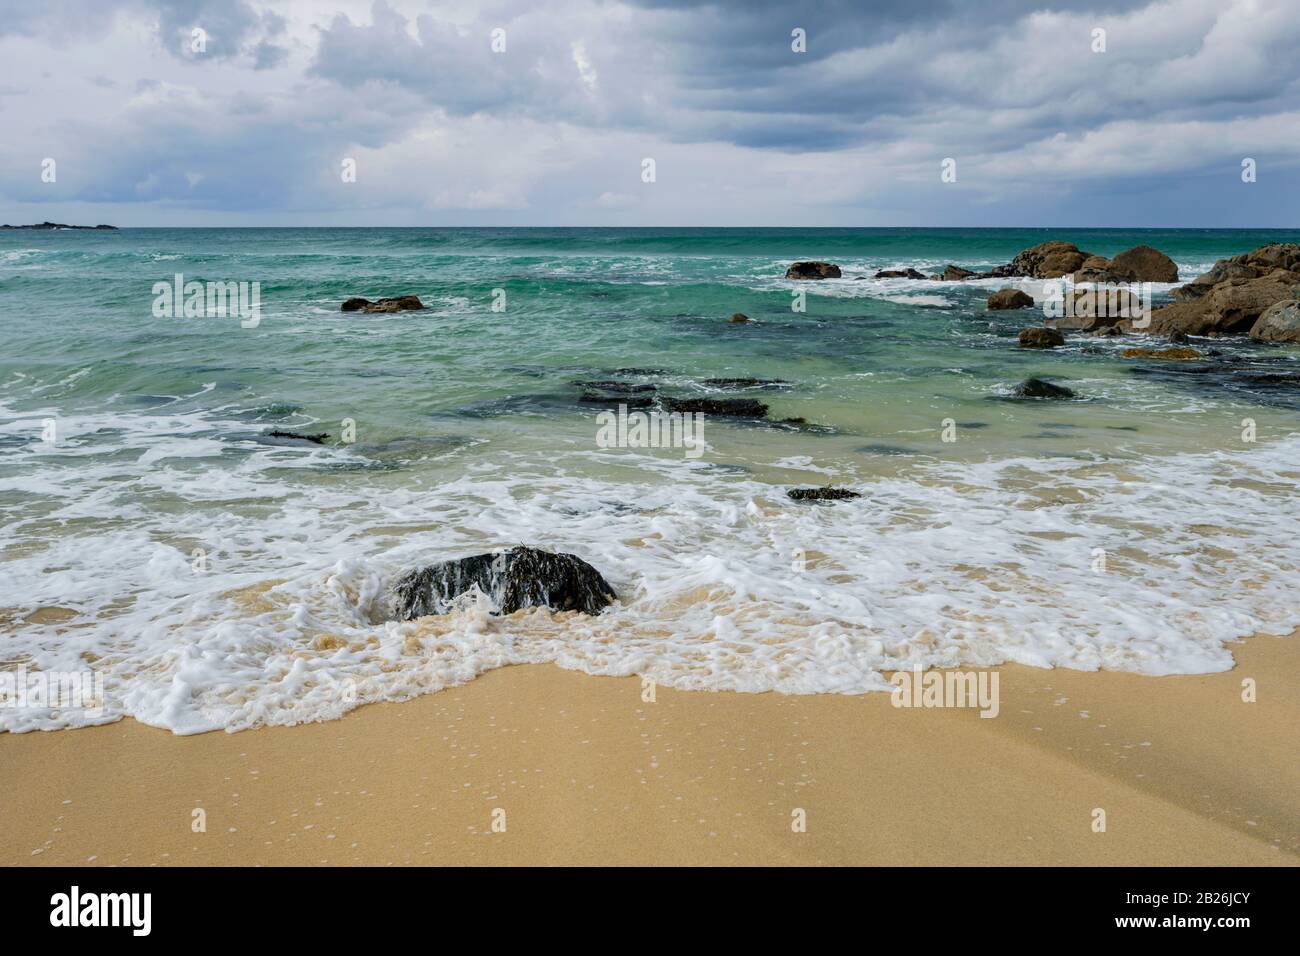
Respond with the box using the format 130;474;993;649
2;398;1297;734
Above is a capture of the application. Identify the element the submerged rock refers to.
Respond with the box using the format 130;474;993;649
1010;378;1076;399
701;377;791;389
341;295;425;313
1119;347;1203;360
1018;327;1065;348
729;312;752;323
264;429;330;444
785;261;842;280
573;380;657;393
989;288;1034;310
391;546;616;619
663;397;768;417
787;487;861;501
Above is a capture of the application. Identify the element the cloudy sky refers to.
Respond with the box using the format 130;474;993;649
2;0;1298;226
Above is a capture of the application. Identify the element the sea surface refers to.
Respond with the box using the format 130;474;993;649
2;227;1298;733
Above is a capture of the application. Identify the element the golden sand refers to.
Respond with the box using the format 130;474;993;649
2;633;1295;866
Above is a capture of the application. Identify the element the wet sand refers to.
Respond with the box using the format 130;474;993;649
2;633;1295;866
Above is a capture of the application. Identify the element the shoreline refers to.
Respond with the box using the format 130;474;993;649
3;631;1294;866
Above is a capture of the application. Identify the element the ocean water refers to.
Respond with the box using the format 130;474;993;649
2;226;1298;734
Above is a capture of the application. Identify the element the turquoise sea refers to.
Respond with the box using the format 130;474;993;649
2;227;1298;733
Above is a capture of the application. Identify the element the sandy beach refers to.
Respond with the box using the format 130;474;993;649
3;631;1294;867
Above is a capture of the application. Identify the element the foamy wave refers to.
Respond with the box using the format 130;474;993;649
1;401;1297;734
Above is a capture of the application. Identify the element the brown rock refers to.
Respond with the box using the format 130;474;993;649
1072;255;1125;284
1018;327;1065;348
940;264;976;280
988;288;1034;310
1172;243;1300;300
993;241;1093;279
1107;245;1180;283
729;313;751;323
1143;275;1296;336
1037;249;1089;278
1249;300;1300;343
1046;287;1143;332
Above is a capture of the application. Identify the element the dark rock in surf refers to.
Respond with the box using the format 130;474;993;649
1010;378;1076;399
663;397;768;417
875;268;927;279
341;295;425;313
701;378;791;389
573;380;657;393
391;546;616;619
1018;327;1065;348
265;429;330;444
785;261;842;280
729;312;752;323
787;487;861;501
938;265;976;281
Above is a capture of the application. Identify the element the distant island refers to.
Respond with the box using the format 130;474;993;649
0;221;118;230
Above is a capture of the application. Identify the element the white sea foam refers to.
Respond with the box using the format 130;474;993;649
1;397;1297;735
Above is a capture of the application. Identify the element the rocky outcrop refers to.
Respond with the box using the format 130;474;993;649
729;312;751;323
875;268;927;279
1172;244;1300;301
341;295;425;313
391;546;616;619
1018;327;1065;348
991;241;1177;283
786;261;842;279
938;265;976;280
1140;274;1297;337
988;288;1034;310
1011;378;1075;399
1250;300;1300;343
787;488;861;501
991;241;1093;279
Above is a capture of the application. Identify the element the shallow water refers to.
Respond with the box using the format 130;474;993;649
1;227;1298;733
